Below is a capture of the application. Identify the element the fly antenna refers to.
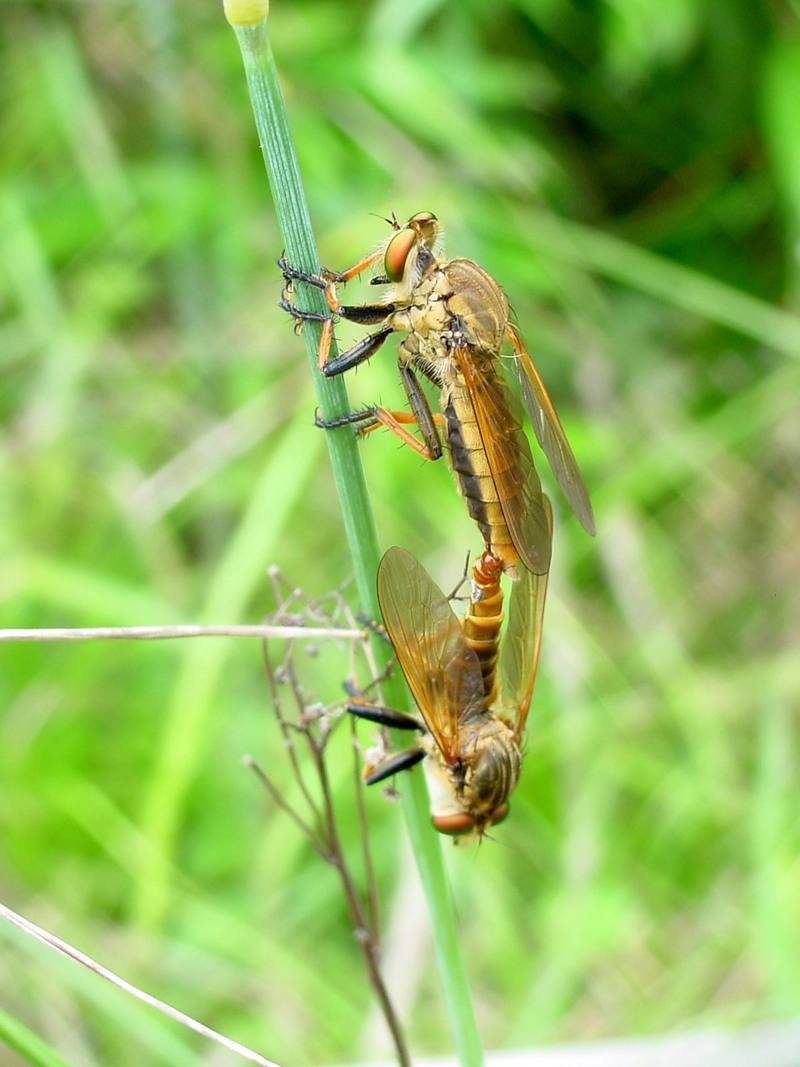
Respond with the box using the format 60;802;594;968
368;211;401;231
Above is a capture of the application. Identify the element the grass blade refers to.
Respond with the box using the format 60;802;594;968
0;1008;72;1067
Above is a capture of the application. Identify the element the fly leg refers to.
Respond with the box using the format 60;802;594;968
343;648;398;710
363;748;426;786
352;616;396;683
445;550;473;603
346;687;425;785
279;283;335;370
279;260;394;323
397;360;443;460
322;247;386;286
319;357;445;458
279;278;394;373
322;324;394;377
278;253;396;371
315;406;442;461
346;700;423;732
355;410;445;445
277;251;383;291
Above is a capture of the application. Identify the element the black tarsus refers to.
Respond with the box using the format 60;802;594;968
277;255;328;290
279;295;328;324
314;407;379;432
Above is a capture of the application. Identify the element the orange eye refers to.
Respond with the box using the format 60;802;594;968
384;227;416;282
410;211;437;225
490;803;509;826
431;813;476;836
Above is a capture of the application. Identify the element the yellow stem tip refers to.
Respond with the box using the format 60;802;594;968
223;0;269;26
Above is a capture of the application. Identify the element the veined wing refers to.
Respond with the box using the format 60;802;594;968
499;496;552;743
377;547;485;764
506;323;595;536
453;347;552;576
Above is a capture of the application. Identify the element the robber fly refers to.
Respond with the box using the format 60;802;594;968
347;503;550;838
280;212;594;577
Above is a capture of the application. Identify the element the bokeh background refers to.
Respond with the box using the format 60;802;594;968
2;1;799;1064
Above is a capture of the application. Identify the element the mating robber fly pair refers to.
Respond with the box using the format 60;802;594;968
280;211;594;839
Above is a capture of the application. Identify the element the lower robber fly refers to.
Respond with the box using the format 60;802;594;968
348;502;551;839
280;211;594;577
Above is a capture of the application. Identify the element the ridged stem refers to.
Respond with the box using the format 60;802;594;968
224;5;483;1065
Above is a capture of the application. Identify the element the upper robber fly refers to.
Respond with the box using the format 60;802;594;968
280;211;595;577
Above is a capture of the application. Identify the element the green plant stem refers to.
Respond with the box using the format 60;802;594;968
0;1008;72;1067
227;11;483;1067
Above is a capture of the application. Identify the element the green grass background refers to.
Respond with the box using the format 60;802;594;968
2;1;799;1064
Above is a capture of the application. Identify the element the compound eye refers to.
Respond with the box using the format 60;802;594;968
384;227;416;282
490;803;509;826
431;812;476;836
410;211;437;225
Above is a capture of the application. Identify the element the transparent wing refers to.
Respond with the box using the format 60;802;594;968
377;547;486;764
506;323;596;536
500;496;552;742
453;347;552;576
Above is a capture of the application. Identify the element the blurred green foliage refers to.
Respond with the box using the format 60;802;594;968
1;1;799;1064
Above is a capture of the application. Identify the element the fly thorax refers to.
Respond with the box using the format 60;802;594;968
442;258;508;352
407;297;449;340
460;720;520;816
404;266;443;305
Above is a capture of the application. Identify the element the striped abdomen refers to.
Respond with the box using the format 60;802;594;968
462;551;503;711
442;374;519;574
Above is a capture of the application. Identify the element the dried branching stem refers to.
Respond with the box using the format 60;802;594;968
251;628;410;1067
